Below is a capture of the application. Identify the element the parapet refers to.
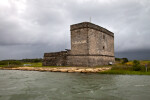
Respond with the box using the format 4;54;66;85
70;22;114;37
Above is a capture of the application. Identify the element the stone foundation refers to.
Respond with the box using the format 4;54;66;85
67;55;115;67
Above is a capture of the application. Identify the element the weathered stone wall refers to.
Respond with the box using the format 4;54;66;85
88;56;115;66
67;22;115;66
88;28;114;56
67;56;89;67
43;51;68;66
67;56;114;67
70;28;88;55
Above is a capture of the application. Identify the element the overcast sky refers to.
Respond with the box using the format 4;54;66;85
0;0;150;60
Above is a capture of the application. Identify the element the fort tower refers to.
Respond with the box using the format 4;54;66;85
67;22;115;66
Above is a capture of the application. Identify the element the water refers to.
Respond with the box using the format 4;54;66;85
0;70;150;100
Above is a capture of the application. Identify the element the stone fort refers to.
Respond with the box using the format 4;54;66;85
43;22;115;67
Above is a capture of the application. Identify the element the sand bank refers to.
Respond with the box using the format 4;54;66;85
0;67;111;73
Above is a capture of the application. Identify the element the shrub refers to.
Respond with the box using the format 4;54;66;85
22;58;42;63
115;58;121;61
132;60;141;71
10;61;22;65
148;62;150;66
122;58;129;64
0;61;8;65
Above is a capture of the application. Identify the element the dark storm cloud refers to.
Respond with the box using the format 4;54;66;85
115;49;150;60
63;0;150;51
0;0;150;60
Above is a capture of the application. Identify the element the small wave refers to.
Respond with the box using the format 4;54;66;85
134;85;145;87
90;90;94;94
1;87;17;90
49;88;58;91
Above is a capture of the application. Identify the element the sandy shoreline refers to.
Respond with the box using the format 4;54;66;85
0;67;111;73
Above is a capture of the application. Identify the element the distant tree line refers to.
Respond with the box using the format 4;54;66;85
0;60;22;65
115;58;129;64
0;58;43;65
22;58;43;63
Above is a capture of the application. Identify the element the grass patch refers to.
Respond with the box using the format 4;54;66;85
0;65;7;67
23;62;42;67
100;60;150;75
0;62;69;68
99;70;150;75
22;62;68;68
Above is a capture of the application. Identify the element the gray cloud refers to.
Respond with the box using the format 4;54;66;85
0;0;150;60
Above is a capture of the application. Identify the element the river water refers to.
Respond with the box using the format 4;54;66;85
0;70;150;100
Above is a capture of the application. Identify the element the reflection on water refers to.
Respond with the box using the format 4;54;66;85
0;70;150;100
